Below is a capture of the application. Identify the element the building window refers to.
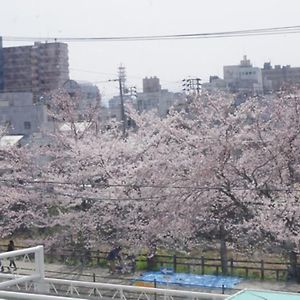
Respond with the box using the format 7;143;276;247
24;121;31;129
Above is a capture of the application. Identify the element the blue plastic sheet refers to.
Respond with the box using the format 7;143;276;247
137;271;241;288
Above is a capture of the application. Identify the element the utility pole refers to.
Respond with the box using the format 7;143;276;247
118;77;126;136
108;78;126;136
109;66;126;136
118;64;127;136
182;78;202;95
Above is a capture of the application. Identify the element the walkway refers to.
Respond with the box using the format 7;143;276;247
1;258;300;295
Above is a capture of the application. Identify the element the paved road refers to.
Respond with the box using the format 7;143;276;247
1;258;134;285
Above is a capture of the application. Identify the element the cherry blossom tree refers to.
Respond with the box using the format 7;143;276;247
3;88;300;278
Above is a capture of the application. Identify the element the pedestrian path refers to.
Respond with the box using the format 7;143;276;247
1;258;300;295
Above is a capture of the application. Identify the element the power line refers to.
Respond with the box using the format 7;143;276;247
0;178;299;193
0;179;186;202
3;25;300;43
70;67;180;85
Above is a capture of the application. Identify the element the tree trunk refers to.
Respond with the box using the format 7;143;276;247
220;224;228;275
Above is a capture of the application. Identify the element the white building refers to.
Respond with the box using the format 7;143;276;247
0;92;48;137
223;56;263;94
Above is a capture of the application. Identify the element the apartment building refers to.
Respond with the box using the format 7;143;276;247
0;37;69;100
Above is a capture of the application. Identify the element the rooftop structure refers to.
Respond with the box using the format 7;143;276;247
0;135;23;148
227;289;300;299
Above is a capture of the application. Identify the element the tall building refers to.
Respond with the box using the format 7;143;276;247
262;63;300;92
223;55;263;94
143;76;161;93
0;38;69;100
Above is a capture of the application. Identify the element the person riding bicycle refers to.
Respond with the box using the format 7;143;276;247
107;246;122;274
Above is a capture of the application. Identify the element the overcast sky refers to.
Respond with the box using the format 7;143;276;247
1;0;300;101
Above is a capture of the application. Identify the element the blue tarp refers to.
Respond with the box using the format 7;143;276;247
136;271;242;288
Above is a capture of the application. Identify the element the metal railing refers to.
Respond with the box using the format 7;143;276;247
0;290;88;300
0;245;46;293
0;273;227;300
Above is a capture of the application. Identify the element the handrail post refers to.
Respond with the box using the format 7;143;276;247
173;255;177;273
261;260;264;280
34;246;49;293
201;256;205;275
120;288;125;300
230;258;234;276
96;250;100;265
93;273;96;296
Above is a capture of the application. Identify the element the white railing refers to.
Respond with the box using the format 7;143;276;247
44;278;228;300
0;290;88;300
0;274;228;300
0;245;47;293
